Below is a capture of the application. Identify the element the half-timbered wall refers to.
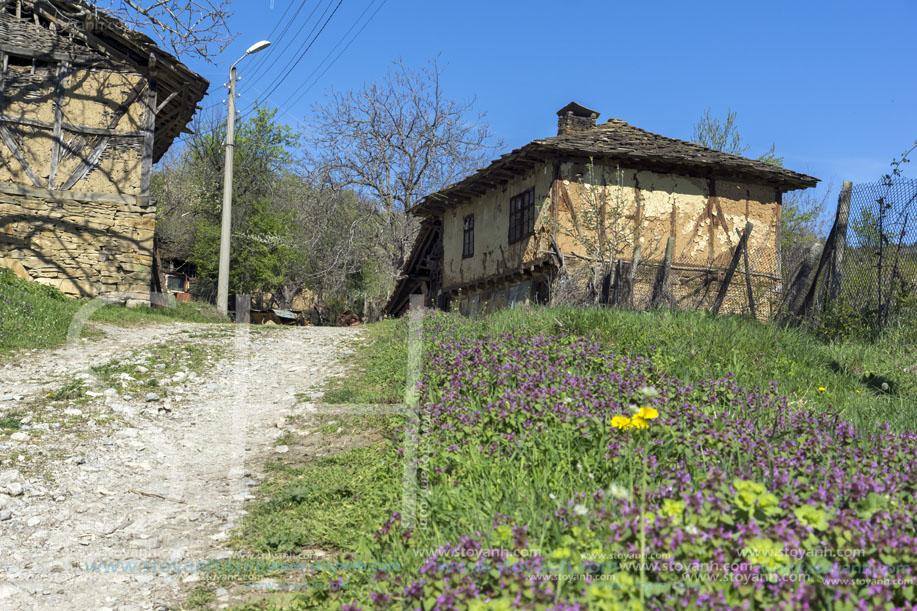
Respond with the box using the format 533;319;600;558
0;5;158;300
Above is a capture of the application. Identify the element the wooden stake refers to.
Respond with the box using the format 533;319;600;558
826;180;852;304
742;229;757;320
651;236;675;308
712;222;753;316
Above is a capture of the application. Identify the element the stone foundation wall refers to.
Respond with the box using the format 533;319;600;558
0;187;153;300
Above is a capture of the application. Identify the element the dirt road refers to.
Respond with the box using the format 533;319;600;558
0;322;361;610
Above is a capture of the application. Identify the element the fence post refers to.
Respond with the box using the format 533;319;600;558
651;236;675;308
711;222;753;316
611;259;622;307
626;242;642;308
742;230;757;320
236;293;251;324
826;180;853;305
782;240;823;320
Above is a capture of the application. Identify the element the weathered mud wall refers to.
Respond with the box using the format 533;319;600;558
0;188;153;299
0;63;146;194
551;162;781;275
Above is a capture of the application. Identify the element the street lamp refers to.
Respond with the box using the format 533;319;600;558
216;40;271;316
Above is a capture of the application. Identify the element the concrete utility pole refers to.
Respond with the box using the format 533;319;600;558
217;40;271;316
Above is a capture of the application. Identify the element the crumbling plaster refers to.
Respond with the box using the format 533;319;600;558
440;160;782;293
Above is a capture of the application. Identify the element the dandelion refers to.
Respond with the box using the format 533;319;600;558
611;415;632;430
818;387;826;392
631;416;649;429
636;407;658;420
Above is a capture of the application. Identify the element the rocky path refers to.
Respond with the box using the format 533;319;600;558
0;322;362;610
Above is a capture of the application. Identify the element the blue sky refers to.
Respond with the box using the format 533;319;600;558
179;0;917;203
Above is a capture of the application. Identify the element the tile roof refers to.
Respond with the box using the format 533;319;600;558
415;115;818;215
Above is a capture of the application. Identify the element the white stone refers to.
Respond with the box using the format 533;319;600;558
10;432;28;442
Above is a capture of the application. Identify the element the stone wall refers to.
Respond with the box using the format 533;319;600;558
0;186;153;300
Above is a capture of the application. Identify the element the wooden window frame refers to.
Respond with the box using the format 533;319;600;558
462;214;474;259
508;187;535;244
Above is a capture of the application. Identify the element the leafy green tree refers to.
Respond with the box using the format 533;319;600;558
691;107;824;260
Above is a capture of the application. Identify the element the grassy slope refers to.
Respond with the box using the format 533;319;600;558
326;306;916;431
227;306;916;609
0;268;227;355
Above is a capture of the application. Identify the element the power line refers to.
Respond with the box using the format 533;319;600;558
242;0;345;114
245;1;323;90
244;0;303;77
275;0;388;110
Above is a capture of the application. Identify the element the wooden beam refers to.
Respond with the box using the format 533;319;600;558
0;182;148;206
0;43;111;67
140;53;158;194
0;114;145;138
48;60;70;189
155;90;178;114
0;51;6;112
0;124;43;187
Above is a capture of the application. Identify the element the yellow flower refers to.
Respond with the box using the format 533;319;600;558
631;416;649;429
636;407;659;420
855;389;861;393
818;387;826;392
611;415;632;430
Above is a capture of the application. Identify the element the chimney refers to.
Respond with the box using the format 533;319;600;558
556;101;600;135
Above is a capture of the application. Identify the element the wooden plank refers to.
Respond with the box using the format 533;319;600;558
651;236;675;308
155;90;178;114
826;180;852;304
781;240;822;320
0;113;145;137
140;54;158;194
742;228;756;320
0;51;6;113
711;222;753;316
0;43;110;66
0;181;148;206
0;124;42;187
48;60;70;189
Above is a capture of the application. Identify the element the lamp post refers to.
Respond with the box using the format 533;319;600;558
217;40;271;316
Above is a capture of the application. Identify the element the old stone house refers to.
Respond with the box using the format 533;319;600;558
0;0;207;301
386;102;818;316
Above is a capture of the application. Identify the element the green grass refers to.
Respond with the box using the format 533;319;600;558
209;305;917;609
0;268;83;353
326;306;917;432
88;301;227;325
234;440;399;555
0;412;23;430
322;320;407;405
0;268;227;356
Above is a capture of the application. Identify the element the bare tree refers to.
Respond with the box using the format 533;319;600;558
304;58;501;313
91;0;234;61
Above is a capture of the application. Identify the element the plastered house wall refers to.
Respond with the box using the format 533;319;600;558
551;162;781;275
441;159;782;296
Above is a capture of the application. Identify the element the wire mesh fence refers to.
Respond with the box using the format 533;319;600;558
839;178;917;328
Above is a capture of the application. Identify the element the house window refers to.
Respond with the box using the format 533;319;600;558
166;274;184;292
462;214;474;258
509;188;535;244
